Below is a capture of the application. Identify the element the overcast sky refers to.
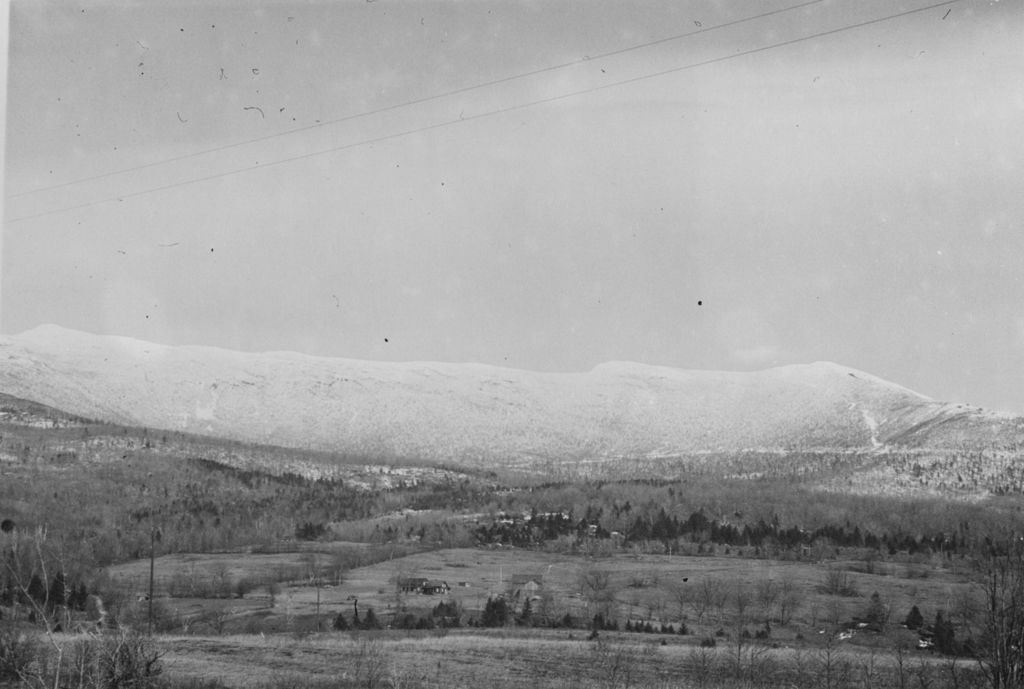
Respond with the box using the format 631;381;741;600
3;0;1023;412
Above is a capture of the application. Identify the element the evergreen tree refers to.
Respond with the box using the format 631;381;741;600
904;605;924;630
26;574;46;605
933;611;957;655
332;612;349;631
361;607;382;630
518;598;532;626
47;572;67;609
864;591;887;630
481;597;510;627
67;581;88;611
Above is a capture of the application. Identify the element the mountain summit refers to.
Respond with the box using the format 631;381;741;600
0;325;1019;468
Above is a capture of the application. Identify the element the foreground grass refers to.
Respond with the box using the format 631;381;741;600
150;628;985;689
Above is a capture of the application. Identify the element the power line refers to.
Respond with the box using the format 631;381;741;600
7;0;826;200
7;0;962;225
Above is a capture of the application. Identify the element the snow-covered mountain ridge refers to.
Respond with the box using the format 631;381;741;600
0;325;1020;468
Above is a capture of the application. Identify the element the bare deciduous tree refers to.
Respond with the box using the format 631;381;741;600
977;540;1024;689
579;566;617;618
777;579;802;625
669;579;691;623
731;583;753;627
756;577;778;623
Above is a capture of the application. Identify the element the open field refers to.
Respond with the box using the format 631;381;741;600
104;546;980;650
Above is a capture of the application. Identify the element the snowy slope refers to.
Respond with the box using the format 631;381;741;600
0;325;1012;466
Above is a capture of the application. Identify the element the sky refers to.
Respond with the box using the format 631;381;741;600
2;0;1023;412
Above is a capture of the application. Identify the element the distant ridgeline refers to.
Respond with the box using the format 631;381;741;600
1;326;1024;499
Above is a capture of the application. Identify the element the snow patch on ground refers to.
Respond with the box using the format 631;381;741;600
860;408;882;449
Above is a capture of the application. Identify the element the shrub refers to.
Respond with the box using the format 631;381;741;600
432;601;459;619
32;630;163;689
822;568;859;597
700;637;717;648
0;625;37;682
92;630;163;688
233;577;254;599
391;612;419;630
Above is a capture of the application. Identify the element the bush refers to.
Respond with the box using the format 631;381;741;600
234;577;254;599
822;568;859;597
700;637;717;648
92;631;163;688
26;630;163;689
0;625;37;682
389;612;415;630
295;522;327;541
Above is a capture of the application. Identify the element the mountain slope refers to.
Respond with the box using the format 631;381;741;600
0;325;1019;468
